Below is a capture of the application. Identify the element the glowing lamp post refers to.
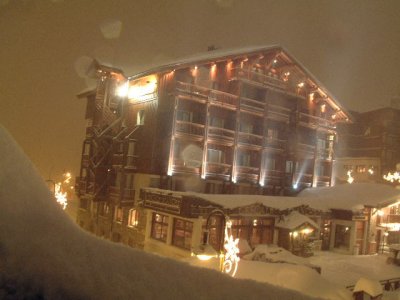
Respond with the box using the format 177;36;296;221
192;209;240;277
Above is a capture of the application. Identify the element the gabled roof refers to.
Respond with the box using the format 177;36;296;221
127;45;352;121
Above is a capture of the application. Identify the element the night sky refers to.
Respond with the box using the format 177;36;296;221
1;0;400;180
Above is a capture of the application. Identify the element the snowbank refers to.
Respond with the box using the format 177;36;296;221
0;125;316;299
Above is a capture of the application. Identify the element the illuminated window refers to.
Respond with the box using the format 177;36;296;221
151;213;169;242
115;207;123;223
128;209;139;227
137;110;145;125
172;218;193;250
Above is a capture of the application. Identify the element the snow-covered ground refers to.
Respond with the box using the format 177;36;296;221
0;125;317;299
309;251;400;287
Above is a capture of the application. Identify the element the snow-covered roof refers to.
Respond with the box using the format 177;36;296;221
298;183;400;210
353;277;383;297
144;183;400;214
276;211;319;230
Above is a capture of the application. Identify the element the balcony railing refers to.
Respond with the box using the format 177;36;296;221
265;170;284;178
384;215;400;224
176;81;238;108
232;68;287;90
208;126;235;141
172;158;201;175
297;142;316;153
299;112;335;129
293;172;313;184
267;104;291;121
236;165;260;183
206;162;232;177
264;137;287;151
238;132;263;147
175;120;205;137
240;96;265;112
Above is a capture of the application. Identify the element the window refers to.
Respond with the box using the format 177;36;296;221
137;110;145;125
210;116;224;128
115;207;123;223
265;158;276;170
151;213;169;242
285;161;293;173
172;218;193;250
83;141;91;155
267;128;278;141
240;122;253;134
128;209;139;227
177;110;193;122
207;148;224;163
98;202;110;216
238;152;251;167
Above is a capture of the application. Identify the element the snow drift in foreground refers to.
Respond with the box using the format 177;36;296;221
0;125;316;300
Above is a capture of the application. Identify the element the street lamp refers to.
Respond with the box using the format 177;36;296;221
192;209;240;277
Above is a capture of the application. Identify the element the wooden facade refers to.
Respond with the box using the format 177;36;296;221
337;107;400;176
74;46;351;251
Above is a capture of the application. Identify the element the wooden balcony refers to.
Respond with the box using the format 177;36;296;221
314;175;331;187
238;132;263;148
206;162;232;179
208;126;235;144
267;104;291;122
175;120;205;139
236;165;260;183
176;81;238;109
265;169;284;179
299;112;335;130
264;137;287;151
240;96;265;113
297;142;316;154
293;172;313;186
384;214;400;224
232;68;287;90
172;158;201;175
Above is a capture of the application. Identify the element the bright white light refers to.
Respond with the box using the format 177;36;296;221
293;183;298;189
292;231;298;238
347;170;354;184
117;82;129;97
222;220;240;277
55;183;68;210
377;210;384;216
368;168;374;175
383;171;400;183
297;82;304;88
128;81;157;101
